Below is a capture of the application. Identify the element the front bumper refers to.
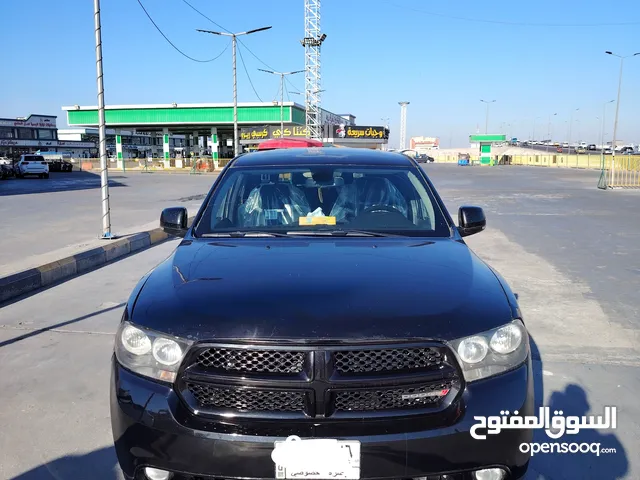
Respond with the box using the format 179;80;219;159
111;356;533;480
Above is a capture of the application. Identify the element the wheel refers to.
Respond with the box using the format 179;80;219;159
44;173;50;179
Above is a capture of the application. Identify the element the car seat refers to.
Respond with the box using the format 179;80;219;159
240;183;311;227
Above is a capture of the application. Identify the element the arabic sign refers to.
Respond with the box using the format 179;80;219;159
0;139;94;148
240;125;310;141
471;406;617;440
320;109;352;127
330;125;388;140
0;115;57;128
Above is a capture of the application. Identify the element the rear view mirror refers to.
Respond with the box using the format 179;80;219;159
160;207;188;237
458;206;486;237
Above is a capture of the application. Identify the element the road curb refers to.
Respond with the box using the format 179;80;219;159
0;221;191;304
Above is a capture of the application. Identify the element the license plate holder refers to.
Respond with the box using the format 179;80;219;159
273;435;361;479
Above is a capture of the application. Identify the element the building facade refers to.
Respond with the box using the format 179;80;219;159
410;136;440;153
0;114;94;158
58;128;187;159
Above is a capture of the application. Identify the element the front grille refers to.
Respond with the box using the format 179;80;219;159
186;382;305;412
196;348;305;374
334;381;454;412
334;347;444;374
180;343;461;419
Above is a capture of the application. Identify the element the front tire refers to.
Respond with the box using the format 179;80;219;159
43;173;49;179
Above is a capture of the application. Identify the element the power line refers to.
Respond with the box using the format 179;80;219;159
181;0;232;34
136;0;230;62
284;75;303;96
284;79;290;102
385;0;640;26
237;44;263;102
272;81;281;103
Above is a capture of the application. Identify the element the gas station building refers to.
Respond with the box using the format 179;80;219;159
62;102;389;168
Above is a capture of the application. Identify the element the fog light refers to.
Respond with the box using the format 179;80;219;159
144;467;172;480
475;468;506;480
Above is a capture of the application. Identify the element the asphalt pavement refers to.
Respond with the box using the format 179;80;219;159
0;164;639;479
0;171;216;274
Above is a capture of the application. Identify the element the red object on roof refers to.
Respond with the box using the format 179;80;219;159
257;137;324;150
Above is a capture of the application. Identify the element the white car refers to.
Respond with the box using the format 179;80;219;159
14;154;49;179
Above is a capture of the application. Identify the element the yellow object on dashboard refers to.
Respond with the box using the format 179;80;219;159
299;216;337;226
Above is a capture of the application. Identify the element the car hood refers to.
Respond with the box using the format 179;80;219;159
132;238;513;343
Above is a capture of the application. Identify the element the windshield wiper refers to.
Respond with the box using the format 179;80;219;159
201;231;292;238
287;230;402;237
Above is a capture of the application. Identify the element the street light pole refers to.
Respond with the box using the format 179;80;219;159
601;100;615;150
568;108;579;154
93;0;113;239
197;26;272;157
258;69;304;136
480;100;496;134
547;113;557;152
605;51;639;186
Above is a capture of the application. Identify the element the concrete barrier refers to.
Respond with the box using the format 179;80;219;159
0;220;192;304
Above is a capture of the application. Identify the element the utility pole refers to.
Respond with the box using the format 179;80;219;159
259;69;304;136
398;102;409;150
93;0;113;239
605;51;639;187
601;100;615;149
480;99;496;134
547;113;557;152
197;26;272;156
568;108;579;154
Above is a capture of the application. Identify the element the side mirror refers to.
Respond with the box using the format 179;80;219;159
458;206;486;237
160;207;188;237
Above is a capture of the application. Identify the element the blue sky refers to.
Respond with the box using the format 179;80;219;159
1;0;638;147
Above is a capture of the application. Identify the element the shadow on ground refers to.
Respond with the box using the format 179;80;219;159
0;302;125;348
9;446;124;480
528;336;628;479
0;171;126;196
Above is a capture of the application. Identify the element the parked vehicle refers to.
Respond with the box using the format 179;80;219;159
14;154;49;178
458;152;471;166
587;144;597;151
576;146;587;154
111;148;533;480
48;160;73;172
0;164;14;179
415;153;435;163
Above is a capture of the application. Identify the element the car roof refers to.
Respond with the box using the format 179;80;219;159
231;147;414;167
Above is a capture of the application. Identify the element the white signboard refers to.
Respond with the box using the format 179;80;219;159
0;115;57;128
321;109;353;127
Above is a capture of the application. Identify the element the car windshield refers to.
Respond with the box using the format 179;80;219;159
194;164;451;237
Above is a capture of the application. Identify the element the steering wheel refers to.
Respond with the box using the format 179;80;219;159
361;204;404;215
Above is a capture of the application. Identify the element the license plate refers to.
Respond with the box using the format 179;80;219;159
273;435;361;479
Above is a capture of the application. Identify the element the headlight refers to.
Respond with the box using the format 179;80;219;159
450;319;528;382
114;321;193;383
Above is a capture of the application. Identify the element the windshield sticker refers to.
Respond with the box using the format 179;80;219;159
299;216;337;226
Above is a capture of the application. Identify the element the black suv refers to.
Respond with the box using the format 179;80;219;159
111;148;533;480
